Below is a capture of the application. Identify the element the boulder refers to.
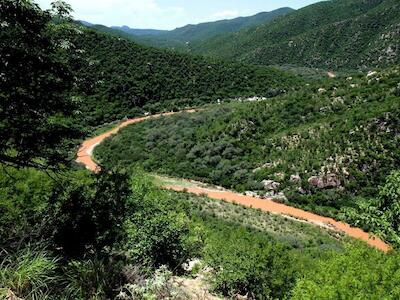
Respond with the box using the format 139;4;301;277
245;191;258;197
261;180;280;191
290;174;301;183
308;174;341;189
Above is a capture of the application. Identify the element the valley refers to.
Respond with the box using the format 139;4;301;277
77;109;389;251
1;0;400;299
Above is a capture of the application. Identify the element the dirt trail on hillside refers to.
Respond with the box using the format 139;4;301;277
76;110;390;252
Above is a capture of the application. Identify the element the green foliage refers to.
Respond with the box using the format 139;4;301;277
105;8;294;50
344;171;400;247
190;0;400;70
122;173;199;270
49;170;131;258
291;243;400;299
0;248;58;299
0;167;199;298
95;69;400;226
50;22;300;126
0;166;53;249
117;266;185;300
0;0;81;169
62;259;123;300
172;191;342;250
202;219;304;299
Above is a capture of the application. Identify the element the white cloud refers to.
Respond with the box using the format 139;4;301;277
211;10;239;19
35;0;185;29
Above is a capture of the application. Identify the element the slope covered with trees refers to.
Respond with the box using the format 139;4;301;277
92;8;294;50
2;0;400;299
95;68;400;246
190;0;400;70
52;22;299;127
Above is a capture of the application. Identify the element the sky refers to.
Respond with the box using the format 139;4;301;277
36;0;320;30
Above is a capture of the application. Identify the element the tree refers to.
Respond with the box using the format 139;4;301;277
50;0;73;21
0;0;80;169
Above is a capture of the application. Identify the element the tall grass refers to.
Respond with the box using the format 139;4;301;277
0;248;58;300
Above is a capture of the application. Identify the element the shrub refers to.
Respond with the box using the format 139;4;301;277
49;170;130;258
63;259;123;300
122;174;200;270
291;243;400;299
203;220;303;299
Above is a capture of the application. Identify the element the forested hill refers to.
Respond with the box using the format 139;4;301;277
190;0;400;70
84;8;294;50
145;7;294;42
54;23;300;126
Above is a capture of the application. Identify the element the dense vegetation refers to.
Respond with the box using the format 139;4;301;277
96;68;400;245
0;0;80;169
3;165;400;299
51;22;299;127
189;0;400;70
2;0;400;299
94;8;294;51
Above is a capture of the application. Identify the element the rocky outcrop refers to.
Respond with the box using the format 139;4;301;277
308;174;341;189
264;191;287;201
261;180;280;190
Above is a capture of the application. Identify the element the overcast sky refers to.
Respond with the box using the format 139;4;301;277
35;0;320;30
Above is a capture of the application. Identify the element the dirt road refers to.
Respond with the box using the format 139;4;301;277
76;110;390;252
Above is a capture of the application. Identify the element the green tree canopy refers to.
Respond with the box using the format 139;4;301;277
0;0;80;169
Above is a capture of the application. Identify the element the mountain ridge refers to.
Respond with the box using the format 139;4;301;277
188;0;400;70
80;7;294;49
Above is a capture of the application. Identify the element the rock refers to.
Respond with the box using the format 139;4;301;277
308;174;341;189
245;191;258;197
182;258;202;272
264;191;287;201
264;191;275;198
290;174;301;183
367;71;377;77
274;192;287;202
308;176;323;188
325;174;341;188
298;187;307;194
332;96;344;104
318;88;327;93
261;180;280;191
252;162;277;173
327;72;336;78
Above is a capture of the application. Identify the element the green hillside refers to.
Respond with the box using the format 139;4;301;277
98;8;294;50
95;68;400;245
191;0;400;70
2;1;400;299
52;23;299;127
155;8;294;42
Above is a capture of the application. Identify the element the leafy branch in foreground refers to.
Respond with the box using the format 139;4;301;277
0;0;80;169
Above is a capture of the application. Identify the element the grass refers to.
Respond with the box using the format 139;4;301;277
166;190;344;251
0;248;58;300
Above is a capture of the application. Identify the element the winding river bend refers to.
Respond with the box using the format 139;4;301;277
76;110;390;252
